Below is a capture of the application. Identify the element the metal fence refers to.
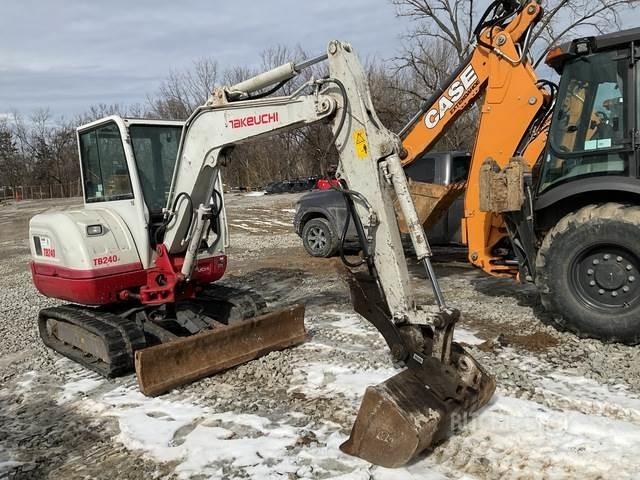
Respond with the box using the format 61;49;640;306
0;180;83;201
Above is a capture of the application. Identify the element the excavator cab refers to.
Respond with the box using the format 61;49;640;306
76;118;211;253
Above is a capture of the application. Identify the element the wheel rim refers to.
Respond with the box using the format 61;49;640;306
307;226;328;253
571;244;640;310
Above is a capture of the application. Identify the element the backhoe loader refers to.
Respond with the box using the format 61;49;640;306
28;41;495;467
398;0;640;344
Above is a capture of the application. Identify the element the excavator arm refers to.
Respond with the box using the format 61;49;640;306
142;40;494;467
398;0;552;276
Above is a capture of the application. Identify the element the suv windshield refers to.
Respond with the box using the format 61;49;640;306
539;50;628;192
130;124;182;212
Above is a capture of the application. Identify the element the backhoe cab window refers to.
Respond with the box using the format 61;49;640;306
541;50;628;191
79;123;133;202
130;125;182;212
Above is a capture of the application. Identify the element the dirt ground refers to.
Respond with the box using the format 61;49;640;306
1;193;640;479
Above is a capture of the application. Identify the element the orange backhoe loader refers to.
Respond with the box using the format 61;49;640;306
400;0;640;344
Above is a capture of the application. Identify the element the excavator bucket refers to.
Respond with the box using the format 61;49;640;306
395;180;466;233
337;266;496;467
340;351;495;467
135;304;306;396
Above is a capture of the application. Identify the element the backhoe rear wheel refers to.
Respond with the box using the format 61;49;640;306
536;203;640;345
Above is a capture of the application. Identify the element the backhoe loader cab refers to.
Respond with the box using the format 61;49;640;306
531;28;640;344
540;30;639;195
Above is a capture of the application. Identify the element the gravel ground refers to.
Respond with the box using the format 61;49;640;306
1;194;640;479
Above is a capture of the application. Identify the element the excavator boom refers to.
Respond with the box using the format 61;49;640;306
137;40;495;466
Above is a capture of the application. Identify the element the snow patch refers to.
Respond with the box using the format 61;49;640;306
58;377;104;404
540;371;640;421
452;394;640;477
243;191;266;197
90;386;300;479
291;362;399;399
230;223;261;233
453;326;485;345
14;371;37;394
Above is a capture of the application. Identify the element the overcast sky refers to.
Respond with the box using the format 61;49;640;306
0;0;408;119
2;1;639;121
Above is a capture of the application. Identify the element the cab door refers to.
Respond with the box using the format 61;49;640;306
78;119;151;267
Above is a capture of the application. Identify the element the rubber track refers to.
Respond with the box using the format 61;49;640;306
38;305;144;378
199;284;268;322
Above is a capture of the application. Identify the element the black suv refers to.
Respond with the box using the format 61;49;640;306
293;152;471;257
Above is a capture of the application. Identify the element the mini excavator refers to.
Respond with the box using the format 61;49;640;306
29;41;495;467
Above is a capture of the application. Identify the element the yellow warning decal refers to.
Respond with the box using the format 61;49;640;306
353;129;368;159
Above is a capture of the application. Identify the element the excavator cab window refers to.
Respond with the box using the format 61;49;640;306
540;49;629;192
129;125;182;213
79;122;134;203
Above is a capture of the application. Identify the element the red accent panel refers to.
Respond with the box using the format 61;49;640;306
315;178;340;190
32;261;143;279
31;253;227;306
31;262;147;305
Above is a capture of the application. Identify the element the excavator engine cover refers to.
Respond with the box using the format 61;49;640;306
338;267;496;467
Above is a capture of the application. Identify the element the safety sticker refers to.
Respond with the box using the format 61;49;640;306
353;129;368;159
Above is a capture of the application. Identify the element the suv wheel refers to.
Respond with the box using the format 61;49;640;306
302;218;339;257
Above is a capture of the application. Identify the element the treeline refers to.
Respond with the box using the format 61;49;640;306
3;0;633;192
0;44;475;193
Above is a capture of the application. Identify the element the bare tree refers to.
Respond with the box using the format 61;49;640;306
0;120;22;188
147;58;219;120
393;0;640;67
12;110;78;193
529;0;640;66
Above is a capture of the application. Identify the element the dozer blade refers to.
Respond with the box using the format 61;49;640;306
135;304;306;396
395;180;465;233
340;354;496;467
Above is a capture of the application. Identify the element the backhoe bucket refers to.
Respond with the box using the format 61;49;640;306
395;180;465;233
135;304;306;396
340;352;495;467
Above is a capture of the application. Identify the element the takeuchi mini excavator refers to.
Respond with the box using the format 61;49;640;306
28;41;495;467
397;0;640;344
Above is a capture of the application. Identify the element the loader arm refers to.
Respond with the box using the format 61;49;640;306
399;0;552;275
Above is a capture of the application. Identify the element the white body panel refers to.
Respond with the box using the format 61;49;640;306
29;208;140;272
